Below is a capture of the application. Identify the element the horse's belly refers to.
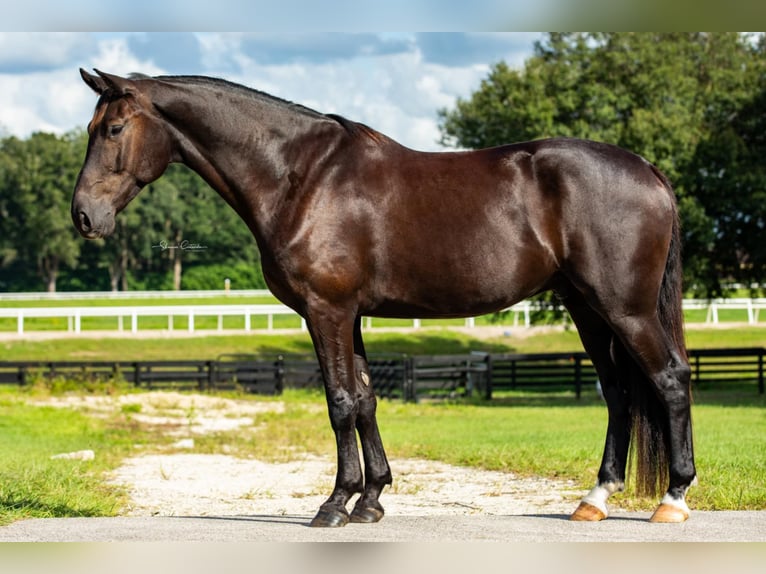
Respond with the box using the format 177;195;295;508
368;249;555;319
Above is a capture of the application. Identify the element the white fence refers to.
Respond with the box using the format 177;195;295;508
1;296;765;336
682;298;766;324
0;304;302;335
0;302;537;335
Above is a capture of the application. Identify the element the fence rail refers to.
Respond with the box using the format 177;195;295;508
0;304;306;334
3;297;766;335
1;348;762;399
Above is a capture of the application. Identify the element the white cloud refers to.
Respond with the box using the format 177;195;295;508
0;32;538;150
206;44;509;151
0;36;166;138
88;37;166;77
0;33;91;73
0;71;83;136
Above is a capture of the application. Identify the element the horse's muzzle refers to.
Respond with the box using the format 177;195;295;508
71;195;115;239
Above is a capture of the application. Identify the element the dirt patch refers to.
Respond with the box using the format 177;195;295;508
110;453;584;518
34;391;586;518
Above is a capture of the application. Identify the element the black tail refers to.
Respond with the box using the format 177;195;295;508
631;173;686;498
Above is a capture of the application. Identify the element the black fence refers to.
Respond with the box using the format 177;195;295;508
0;348;763;400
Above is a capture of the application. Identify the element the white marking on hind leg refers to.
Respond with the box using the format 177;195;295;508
659;475;698;514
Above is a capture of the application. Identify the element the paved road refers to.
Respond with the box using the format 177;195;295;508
0;511;763;542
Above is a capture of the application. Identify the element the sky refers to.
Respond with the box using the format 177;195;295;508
2;0;755;153
0;32;541;152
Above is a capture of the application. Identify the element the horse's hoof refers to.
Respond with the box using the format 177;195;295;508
309;507;350;528
350;504;384;523
649;503;689;523
570;501;607;521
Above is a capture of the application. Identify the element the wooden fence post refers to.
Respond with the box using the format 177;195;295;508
485;353;493;400
575;355;584;399
404;357;415;402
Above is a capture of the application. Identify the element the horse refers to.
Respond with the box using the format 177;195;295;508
71;69;696;526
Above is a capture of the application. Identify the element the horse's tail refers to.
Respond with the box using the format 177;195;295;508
631;167;687;497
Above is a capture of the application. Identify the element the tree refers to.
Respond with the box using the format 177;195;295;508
0;132;83;292
0;129;265;293
439;32;766;296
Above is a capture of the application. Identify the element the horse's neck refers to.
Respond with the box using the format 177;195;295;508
158;83;344;245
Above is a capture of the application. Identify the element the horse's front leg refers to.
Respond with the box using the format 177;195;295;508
349;319;392;523
305;307;364;528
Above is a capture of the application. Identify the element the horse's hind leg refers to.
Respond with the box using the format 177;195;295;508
607;313;696;523
349;316;392;523
564;295;632;521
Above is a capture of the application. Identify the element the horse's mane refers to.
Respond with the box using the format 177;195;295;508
142;74;387;143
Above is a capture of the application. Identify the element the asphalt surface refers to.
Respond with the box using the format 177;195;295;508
0;511;763;542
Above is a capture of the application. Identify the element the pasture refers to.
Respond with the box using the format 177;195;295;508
0;325;763;525
3;318;766;360
0;385;762;526
0;295;764;526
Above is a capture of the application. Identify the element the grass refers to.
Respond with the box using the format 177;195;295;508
0;388;143;525
0;329;552;362
0;323;764;524
0;382;762;526
247;388;765;512
2;323;766;362
381;391;766;511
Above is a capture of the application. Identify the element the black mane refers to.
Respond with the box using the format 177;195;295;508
152;74;330;121
144;73;387;142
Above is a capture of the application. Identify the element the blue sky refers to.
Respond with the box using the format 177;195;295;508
0;32;541;151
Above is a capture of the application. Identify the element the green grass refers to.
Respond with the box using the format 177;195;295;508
0;330;530;362
381;391;766;511
0;323;764;523
0;389;143;525
3;324;766;363
0;384;761;526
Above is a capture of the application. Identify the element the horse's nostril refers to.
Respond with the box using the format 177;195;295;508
79;211;92;231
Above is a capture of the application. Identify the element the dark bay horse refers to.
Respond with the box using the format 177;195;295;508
72;69;696;526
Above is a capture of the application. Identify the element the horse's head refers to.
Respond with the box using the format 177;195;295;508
72;69;173;239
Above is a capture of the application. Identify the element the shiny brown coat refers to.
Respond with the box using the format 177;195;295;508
72;70;696;526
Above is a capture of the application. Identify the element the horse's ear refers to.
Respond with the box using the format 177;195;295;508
80;68;109;95
92;69;137;96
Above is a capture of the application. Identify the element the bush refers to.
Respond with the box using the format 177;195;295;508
181;262;267;290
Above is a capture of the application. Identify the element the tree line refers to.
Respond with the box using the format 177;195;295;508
0;130;264;292
1;32;764;295
439;32;766;297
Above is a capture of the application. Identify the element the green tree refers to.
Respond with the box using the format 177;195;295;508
0;132;83;292
685;35;766;294
1;129;264;293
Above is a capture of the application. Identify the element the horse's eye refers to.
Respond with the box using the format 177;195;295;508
108;124;124;137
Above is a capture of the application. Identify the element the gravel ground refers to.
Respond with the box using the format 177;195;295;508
110;452;585;518
36;391;587;518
